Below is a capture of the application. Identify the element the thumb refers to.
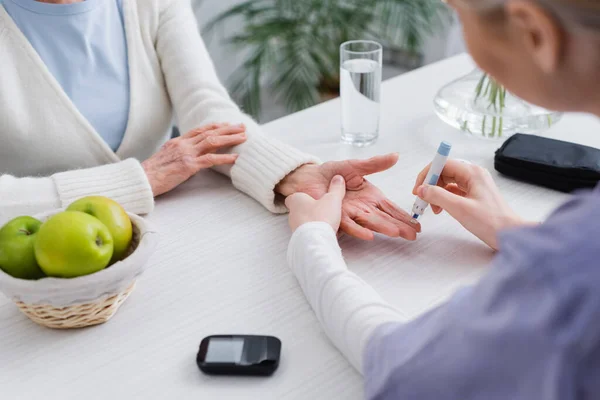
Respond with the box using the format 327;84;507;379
285;192;313;210
418;185;466;216
327;175;346;204
350;153;399;176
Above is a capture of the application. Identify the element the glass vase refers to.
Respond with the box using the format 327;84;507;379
433;68;562;140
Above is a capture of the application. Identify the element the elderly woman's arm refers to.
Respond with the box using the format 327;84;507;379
0;121;250;225
0;159;154;224
156;0;319;213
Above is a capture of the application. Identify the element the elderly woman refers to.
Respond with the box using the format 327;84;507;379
0;0;420;242
285;0;600;398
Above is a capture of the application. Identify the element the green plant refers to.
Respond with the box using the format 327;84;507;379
472;74;556;138
474;74;507;138
203;0;448;118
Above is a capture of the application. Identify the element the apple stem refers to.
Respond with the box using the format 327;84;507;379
96;236;103;247
18;229;32;236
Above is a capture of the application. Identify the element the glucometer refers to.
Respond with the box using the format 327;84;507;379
197;335;281;376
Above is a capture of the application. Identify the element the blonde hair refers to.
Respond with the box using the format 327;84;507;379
461;0;600;30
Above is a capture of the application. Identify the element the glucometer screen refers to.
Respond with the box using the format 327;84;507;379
204;338;245;363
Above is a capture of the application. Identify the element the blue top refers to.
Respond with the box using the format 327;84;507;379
437;141;452;157
365;184;600;399
2;0;129;152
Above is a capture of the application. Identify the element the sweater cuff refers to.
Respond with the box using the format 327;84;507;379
230;134;321;213
52;159;154;215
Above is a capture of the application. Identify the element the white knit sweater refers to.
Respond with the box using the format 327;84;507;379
0;0;318;224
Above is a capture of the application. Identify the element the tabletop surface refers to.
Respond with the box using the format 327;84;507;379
2;54;600;400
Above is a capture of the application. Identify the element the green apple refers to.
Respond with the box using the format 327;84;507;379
67;196;132;263
34;211;114;278
0;216;45;280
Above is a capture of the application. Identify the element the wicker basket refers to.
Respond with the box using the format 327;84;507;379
14;282;137;329
0;211;158;329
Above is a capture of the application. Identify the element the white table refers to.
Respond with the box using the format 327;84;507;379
2;54;600;400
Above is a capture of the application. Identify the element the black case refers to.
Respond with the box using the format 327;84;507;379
494;134;600;192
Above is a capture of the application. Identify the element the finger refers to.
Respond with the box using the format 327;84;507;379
349;153;399;177
211;124;245;135
327;175;346;204
446;183;467;197
378;198;422;233
341;216;374;241
182;123;226;139
413;159;476;194
417;184;468;218
412;164;461;194
285;192;313;210
375;209;419;240
432;184;466;215
412;162;432;194
192;124;246;144
353;210;399;237
438;175;468;193
196;153;239;169
425;177;462;197
195;124;246;142
354;210;416;240
197;133;247;155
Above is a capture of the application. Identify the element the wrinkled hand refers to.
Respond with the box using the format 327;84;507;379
413;159;526;250
142;123;246;197
277;153;420;241
286;176;346;233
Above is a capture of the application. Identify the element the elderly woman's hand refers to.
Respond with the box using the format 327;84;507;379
142;123;247;197
277;154;421;241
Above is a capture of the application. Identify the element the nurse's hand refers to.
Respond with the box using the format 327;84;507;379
142;123;246;197
286;176;346;233
413;160;525;250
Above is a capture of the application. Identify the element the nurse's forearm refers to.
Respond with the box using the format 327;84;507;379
287;222;405;373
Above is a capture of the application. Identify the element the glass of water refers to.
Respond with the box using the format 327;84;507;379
340;40;383;147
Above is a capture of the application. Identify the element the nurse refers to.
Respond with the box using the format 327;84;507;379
285;0;600;398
